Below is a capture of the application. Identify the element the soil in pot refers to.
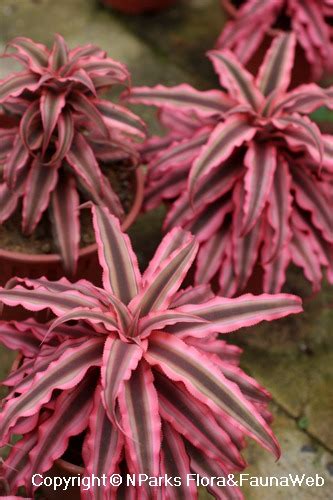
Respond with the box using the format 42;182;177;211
0;163;143;321
0;163;136;257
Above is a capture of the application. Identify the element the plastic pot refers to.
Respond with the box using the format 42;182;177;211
0;168;144;320
101;0;177;14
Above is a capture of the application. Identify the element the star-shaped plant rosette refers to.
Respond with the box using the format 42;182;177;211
218;0;333;80
0;35;146;273
128;33;333;296
0;205;302;499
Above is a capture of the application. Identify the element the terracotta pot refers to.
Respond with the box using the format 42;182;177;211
0;168;144;320
101;0;177;14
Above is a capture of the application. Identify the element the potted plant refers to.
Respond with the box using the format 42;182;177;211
218;0;333;84
0;35;145;286
101;0;177;15
128;32;333;296
0;204;302;498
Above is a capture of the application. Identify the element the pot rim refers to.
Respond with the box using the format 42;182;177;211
0;167;144;263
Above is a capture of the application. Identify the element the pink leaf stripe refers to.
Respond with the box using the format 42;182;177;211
135;32;332;293
161;421;196;500
118;361;161;480
0;71;40;102
51;175;80;274
4;136;29;189
142;227;193;284
169;294;302;336
242;142;276;234
264;155;292;262
188;115;255;196
49;34;69;71
102;337;144;423
69;92;109;138
133;238;198;317
7;37;48;71
127;84;233;116
22;159;59;235
146;333;280;457
292;166;333;242
66;133;103;195
0;183;19;223
0;322;40;356
40;90;66;152
0;286;102;316
156;372;245;470
139;310;207;339
0;35;145;272
256;32;296;97
208;49;262;109
95;99;147;138
187;441;243;500
91;206;140;303
0;338;104;439
29;373;96;477
82;386;123;500
0;209;303;496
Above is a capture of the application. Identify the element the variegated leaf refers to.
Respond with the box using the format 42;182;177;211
51;174;80;275
0;338;104;439
118;361;161;484
127;84;233;117
242;142;277;234
82;386;124;500
146;332;280;457
256;32;295;97
91;205;141;303
22;158;58;235
188;115;255;196
208;49;263;109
